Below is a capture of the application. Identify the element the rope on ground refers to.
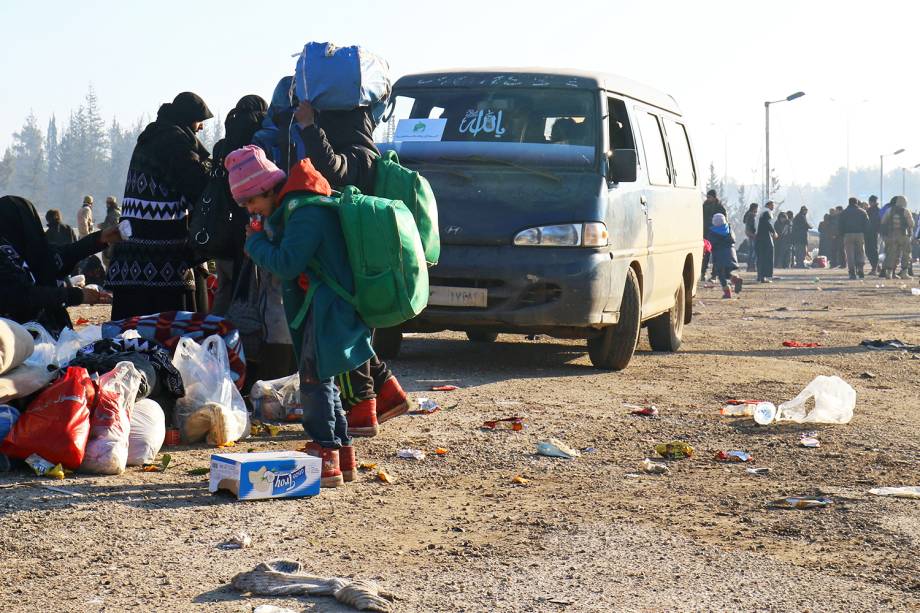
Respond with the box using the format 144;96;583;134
231;559;395;612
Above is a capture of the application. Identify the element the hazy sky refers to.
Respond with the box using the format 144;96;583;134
2;0;917;191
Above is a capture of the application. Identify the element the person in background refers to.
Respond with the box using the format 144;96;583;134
76;195;95;238
833;205;847;268
880;195;915;279
791;206;812;268
98;196;121;268
840;196;869;279
743;202;759;272
706;213;743;299
230;146;373;488
294;99;410;438
701;189;726;281
105;92;213;319
755;200;778;283
773;209;790;269
45;209;77;246
0;195;121;334
865;195;881;275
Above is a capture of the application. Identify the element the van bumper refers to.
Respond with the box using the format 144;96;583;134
411;245;615;333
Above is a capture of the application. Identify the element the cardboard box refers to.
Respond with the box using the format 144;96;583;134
209;451;322;500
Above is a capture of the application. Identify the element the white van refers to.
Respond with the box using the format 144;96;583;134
376;68;702;370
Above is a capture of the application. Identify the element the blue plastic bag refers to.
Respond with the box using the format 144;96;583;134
0;405;20;442
294;42;390;122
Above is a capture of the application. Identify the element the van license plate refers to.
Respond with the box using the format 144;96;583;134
428;286;488;308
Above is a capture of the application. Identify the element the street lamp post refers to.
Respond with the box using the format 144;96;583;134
764;91;805;205
829;98;869;200
880;148;905;205
902;163;920;201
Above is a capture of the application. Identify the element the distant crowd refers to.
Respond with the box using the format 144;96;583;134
699;190;918;298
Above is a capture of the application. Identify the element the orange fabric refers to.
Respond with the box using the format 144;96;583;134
278;158;332;200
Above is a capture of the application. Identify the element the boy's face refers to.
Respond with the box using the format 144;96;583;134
242;191;277;218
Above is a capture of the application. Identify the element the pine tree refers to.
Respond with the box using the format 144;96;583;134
9;111;46;207
0;149;13;192
705;162;723;201
46;115;59;181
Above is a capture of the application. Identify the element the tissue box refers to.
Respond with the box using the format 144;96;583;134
209;451;322;500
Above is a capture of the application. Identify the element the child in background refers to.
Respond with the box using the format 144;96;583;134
226;145;375;487
707;213;743;299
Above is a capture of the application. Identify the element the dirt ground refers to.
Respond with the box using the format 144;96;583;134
1;267;919;612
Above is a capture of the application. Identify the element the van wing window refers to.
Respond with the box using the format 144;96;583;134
635;111;671;186
606;97;635;151
664;119;696;188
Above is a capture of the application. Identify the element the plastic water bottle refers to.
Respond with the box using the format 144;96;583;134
721;403;755;417
753;402;778;425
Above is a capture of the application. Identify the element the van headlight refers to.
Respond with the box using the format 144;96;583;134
513;222;608;247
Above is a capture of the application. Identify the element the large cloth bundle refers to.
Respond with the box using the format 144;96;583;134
102;311;246;389
0;318;34;375
294;42;390;122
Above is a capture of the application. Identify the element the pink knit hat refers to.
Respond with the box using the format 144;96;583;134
224;145;286;204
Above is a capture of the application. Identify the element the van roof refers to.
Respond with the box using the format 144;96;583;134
393;67;682;115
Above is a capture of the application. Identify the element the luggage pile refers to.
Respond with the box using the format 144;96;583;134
0;312;251;478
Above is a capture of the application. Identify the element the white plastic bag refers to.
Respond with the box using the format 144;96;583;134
21;322;96;368
22;322;56;368
172;335;249;445
774;375;856;425
127;398;166;466
80;361;143;474
250;373;302;422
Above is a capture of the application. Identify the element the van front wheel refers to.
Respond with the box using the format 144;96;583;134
587;267;641;370
647;281;685;352
466;330;499;343
373;328;403;360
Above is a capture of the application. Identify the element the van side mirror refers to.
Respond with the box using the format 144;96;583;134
607;148;638;183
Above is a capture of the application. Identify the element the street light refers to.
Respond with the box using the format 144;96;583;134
880;148;905;205
901;162;920;200
829;97;870;200
764;91;805;205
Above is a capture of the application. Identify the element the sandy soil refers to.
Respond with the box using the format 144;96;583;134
1;267;919;612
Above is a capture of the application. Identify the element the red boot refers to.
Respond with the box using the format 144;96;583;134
347;398;379;437
302;442;343;488
340;445;356;483
377;377;409;424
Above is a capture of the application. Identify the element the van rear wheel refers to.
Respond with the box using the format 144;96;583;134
373;328;403;360
588;267;641;370
647;281;685;352
466;330;499;343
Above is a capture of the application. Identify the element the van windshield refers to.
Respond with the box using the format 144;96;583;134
377;88;598;169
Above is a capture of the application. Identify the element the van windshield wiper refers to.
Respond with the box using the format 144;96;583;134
393;156;473;182
436;155;561;183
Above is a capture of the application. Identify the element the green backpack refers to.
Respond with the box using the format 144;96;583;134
373;150;440;266
284;187;429;330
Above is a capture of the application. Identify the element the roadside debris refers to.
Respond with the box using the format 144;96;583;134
911;288;920;296
860;339;920;352
434;447;449;455
397;449;425;461
782;340;820;348
716;450;753;462
536;438;581;459
251;421;282;437
769;496;833;510
25;454;65;479
655;441;694;459
868;486;920;499
409;398;440;415
859;371;877;379
219;531;252;550
430;385;458;391
753;376;856;425
746;467;772;476
640;458;670;474
720;400;763;416
511;475;529;485
483;416;524;431
359;462;377;471
799;433;821;448
377;470;393;484
625;404;659;417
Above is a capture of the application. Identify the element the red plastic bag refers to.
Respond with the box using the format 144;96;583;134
0;366;96;469
782;340;820;348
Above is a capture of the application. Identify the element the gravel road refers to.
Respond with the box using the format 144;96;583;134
1;267;919;612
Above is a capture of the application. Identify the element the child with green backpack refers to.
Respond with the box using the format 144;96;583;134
226;144;374;488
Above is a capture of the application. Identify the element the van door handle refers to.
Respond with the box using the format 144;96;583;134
640;196;647;205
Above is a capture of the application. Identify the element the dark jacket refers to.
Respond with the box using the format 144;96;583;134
300;107;379;193
706;224;738;272
45;222;77;246
702;198;727;234
839;204;869;235
0;196;104;333
756;211;775;245
743;210;758;237
867;204;882;235
106;94;212;292
791;212;811;243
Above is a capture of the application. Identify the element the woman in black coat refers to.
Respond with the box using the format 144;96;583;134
0;196;121;335
755;202;779;282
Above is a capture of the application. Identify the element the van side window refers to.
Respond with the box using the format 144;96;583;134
606;97;635;151
635;111;671;186
664;119;696;188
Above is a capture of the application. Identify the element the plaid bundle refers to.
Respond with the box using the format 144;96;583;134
102;311;247;389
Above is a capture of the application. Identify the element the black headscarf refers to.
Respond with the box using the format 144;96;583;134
0;196;58;287
157;91;214;129
221;94;268;157
316;107;379;154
